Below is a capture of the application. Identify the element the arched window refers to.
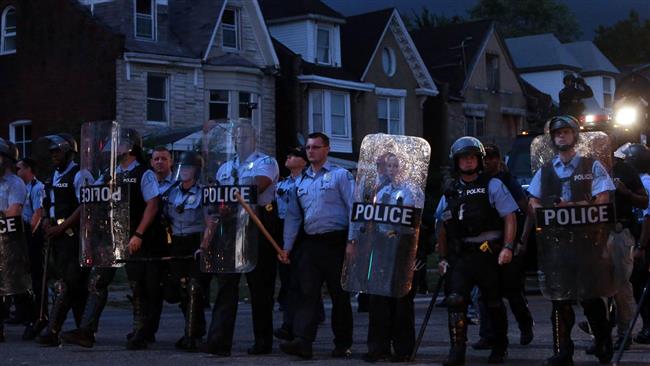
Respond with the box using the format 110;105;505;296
1;6;16;54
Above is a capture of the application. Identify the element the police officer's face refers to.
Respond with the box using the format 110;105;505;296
50;148;65;167
458;154;478;173
386;156;399;181
16;161;30;181
285;155;306;170
306;137;329;164
151;151;172;175
179;166;196;182
553;128;575;147
484;155;500;175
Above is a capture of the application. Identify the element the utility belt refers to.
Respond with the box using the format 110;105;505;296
53;217;76;237
459;231;503;254
304;229;348;243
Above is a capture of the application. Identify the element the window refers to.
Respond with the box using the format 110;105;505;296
147;74;168;123
465;115;485;137
209;90;259;122
603;77;614;109
486;53;499;91
377;97;403;134
381;47;396;77
239;92;258;119
135;0;155;40
309;90;351;152
209;90;230;120
316;27;331;64
222;9;239;49
9;121;31;158
1;6;16;54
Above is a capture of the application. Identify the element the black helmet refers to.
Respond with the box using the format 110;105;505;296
548;115;580;151
449;136;485;173
43;133;78;153
177;151;204;168
622;143;650;173
0;137;18;162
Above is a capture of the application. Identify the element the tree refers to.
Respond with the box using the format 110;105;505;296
594;10;650;67
403;6;463;31
468;0;581;42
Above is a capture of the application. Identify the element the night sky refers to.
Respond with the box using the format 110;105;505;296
322;0;650;41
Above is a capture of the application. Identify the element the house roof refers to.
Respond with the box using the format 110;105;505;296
168;0;226;58
271;37;358;81
563;41;619;76
258;0;344;23
410;20;494;97
505;34;582;72
340;8;394;80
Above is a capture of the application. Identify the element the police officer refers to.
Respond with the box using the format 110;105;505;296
274;146;308;341
16;158;47;340
279;132;354;360
202;122;280;356
436;136;516;365
37;134;92;346
0;139;28;342
472;144;534;350
559;74;593;120
527;116;615;365
163;151;205;351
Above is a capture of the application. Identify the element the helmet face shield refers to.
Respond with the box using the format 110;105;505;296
450;136;485;174
548;116;580;151
173;151;203;182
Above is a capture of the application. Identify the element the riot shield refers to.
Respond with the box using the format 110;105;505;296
200;120;258;273
79;121;131;267
341;134;430;297
0;216;30;296
531;131;618;300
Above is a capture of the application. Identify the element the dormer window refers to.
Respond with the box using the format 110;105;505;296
316;27;332;65
222;9;239;50
135;0;155;40
1;6;16;55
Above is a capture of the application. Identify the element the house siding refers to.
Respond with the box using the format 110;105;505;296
268;20;310;58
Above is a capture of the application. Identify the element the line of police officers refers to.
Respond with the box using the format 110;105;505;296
0;117;648;366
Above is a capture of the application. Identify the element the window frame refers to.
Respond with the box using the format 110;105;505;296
377;96;404;135
208;90;260;126
134;0;156;41
381;47;396;77
315;26;333;65
603;76;614;109
9;120;31;158
1;6;16;55
146;73;169;125
308;89;352;153
221;8;240;50
485;53;500;92
465;114;485;137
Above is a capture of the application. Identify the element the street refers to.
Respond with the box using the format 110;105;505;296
1;288;648;366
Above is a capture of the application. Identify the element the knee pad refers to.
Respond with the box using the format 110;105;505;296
446;293;466;310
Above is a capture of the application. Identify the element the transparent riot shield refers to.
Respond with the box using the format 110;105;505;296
200;120;258;273
531;131;618;300
0;216;30;296
341;134;431;297
79;121;131;267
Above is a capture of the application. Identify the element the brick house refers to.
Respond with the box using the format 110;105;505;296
0;0;279;157
260;0;438;166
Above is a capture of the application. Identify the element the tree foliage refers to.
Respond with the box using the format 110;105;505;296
594;10;650;67
468;0;581;42
403;6;463;31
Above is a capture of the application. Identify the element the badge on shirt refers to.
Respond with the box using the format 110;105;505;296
323;172;331;183
187;195;196;205
247;161;255;170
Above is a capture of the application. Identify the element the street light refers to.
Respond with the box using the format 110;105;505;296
615;106;638;127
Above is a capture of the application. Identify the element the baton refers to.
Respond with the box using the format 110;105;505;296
410;272;446;361
115;255;194;263
612;272;650;366
33;238;51;333
234;191;283;255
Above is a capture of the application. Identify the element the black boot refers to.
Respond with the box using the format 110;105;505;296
544;302;574;366
37;281;70;347
443;311;467;366
177;278;205;352
126;281;148;350
60;277;109;348
487;304;508;364
582;298;613;364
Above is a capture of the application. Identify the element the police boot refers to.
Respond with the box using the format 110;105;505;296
582;299;613;364
37;281;70;347
126;281;148;350
60;276;108;348
443;311;467;366
544;303;574;366
177;278;205;352
487;304;508;364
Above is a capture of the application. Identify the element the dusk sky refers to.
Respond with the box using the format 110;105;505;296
322;0;650;41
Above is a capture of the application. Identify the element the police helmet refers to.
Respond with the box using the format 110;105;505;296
43;133;78;153
623;143;650;173
548;115;580;151
0;137;18;162
449;136;485;173
177;151;204;168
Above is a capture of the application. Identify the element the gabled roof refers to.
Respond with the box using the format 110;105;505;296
505;34;582;72
258;0;344;24
169;0;226;58
564;41;619;76
272;37;359;81
410;20;493;98
341;8;394;80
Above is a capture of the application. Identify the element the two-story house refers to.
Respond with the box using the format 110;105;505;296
506;34;619;124
260;0;437;166
0;0;279;157
411;20;527;168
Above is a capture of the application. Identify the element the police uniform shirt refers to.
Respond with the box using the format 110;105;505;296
157;172;175;196
22;179;45;223
640;174;650;217
163;184;203;236
0;173;27;213
276;175;298;220
49;161;94;218
283;161;354;251
215;151;280;206
375;183;422;207
527;155;615;201
435;178;518;222
116;161;159;202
